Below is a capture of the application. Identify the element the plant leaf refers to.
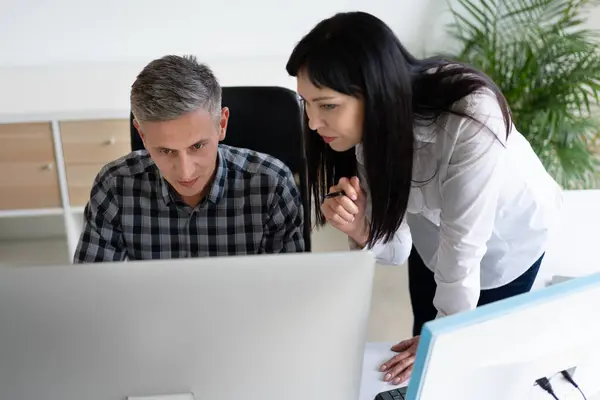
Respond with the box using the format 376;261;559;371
445;0;600;188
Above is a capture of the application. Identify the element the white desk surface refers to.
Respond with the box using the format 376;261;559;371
361;342;600;400
360;342;406;400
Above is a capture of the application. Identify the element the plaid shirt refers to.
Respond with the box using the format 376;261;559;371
74;145;305;263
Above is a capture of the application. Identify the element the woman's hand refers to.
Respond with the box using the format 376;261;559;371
320;176;368;245
379;336;420;385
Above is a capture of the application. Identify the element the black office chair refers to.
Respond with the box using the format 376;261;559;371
130;86;311;251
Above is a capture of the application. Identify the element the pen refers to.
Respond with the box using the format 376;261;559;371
323;190;345;200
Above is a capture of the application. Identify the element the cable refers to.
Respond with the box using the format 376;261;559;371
561;370;588;400
536;377;560;400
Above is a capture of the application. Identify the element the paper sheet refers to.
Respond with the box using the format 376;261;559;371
359;342;410;400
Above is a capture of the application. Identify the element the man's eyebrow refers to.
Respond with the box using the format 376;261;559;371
157;146;176;152
156;139;209;152
190;139;209;147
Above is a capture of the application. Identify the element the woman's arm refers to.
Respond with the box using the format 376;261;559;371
348;218;412;266
433;90;508;317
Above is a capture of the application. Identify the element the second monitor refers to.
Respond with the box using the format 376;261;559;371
390;272;600;400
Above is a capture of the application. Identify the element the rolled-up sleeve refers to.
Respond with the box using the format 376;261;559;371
348;217;412;266
434;92;507;317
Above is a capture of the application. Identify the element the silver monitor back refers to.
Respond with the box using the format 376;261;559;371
0;251;376;400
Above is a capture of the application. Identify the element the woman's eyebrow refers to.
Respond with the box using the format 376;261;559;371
311;96;336;102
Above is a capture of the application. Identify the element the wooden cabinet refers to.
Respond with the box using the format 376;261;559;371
0;123;61;210
0;118;132;211
0;114;132;263
60;119;131;207
60;119;131;164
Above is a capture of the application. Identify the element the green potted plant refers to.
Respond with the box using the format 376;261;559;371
446;0;600;189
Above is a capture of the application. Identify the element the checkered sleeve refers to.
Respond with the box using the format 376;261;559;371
73;175;126;263
261;169;305;253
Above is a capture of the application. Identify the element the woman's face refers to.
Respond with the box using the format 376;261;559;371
296;69;364;152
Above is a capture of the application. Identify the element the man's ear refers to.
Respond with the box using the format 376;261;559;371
133;118;146;142
218;107;229;141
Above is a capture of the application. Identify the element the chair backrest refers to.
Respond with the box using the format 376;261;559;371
130;86;311;251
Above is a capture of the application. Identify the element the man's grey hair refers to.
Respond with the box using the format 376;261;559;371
131;54;221;123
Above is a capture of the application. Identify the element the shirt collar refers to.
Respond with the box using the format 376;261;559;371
156;147;227;207
205;147;227;204
157;170;172;205
414;119;438;144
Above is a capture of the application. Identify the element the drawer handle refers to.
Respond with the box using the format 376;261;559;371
42;163;54;171
104;137;116;146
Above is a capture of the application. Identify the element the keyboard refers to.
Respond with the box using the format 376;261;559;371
374;387;408;400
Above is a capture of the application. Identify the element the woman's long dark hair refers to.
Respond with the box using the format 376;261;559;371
286;11;512;248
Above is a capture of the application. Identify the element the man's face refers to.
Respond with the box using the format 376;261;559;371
134;107;229;203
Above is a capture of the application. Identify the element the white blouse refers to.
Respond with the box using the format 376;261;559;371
351;88;563;318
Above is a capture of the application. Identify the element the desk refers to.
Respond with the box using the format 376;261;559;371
360;342;406;400
360;342;600;400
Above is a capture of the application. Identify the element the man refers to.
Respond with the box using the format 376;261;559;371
74;55;305;262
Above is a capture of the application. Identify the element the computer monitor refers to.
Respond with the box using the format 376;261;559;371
0;251;376;400
400;272;600;400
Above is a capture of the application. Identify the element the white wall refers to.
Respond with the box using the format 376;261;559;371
0;0;439;118
3;0;598;118
533;190;600;289
2;0;599;119
1;0;441;67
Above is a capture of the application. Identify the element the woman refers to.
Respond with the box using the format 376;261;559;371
286;11;563;385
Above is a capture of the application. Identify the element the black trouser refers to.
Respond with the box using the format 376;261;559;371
408;245;544;336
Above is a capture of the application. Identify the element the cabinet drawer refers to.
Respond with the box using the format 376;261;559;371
60;119;131;164
65;163;105;206
0;162;61;209
0;122;54;163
